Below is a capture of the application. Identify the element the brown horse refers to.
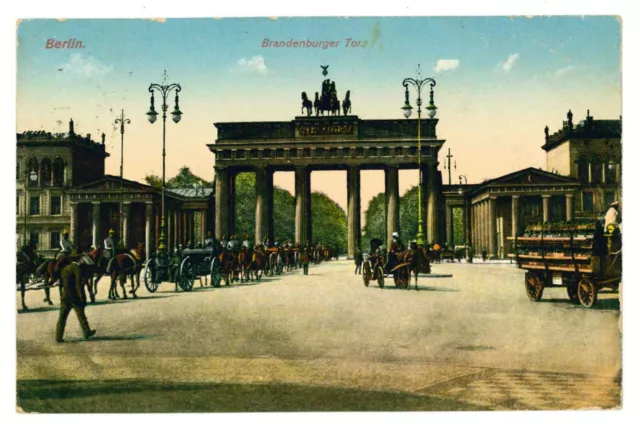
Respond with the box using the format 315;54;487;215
37;254;76;306
218;250;236;285
107;242;147;300
17;244;41;311
237;248;253;283
250;248;267;280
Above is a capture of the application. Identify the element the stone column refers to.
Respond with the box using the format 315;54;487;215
91;202;100;248
255;167;269;245
588;163;592;183
228;170;236;237
145;202;153;254
565;193;574;222
70;202;78;247
215;167;229;240
347;166;361;258
489;197;497;258
304;169;311;244
385;166;400;247
122;202;130;247
445;205;453;247
426;164;439;244
463;200;470;246
511;195;520;238
542;195;550;223
295;166;311;247
483;200;488;252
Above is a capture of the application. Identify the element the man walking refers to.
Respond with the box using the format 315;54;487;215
55;258;97;343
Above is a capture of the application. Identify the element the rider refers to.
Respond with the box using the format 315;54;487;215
227;234;239;252
58;229;75;259
274;238;280;248
242;234;251;251
104;229;118;273
205;230;215;248
220;234;228;250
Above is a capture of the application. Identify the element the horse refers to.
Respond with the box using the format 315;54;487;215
218;250;236;285
250;248;266;280
314;92;321;116
301;92;313;116
409;247;432;289
284;247;296;271
237;248;253;283
331;93;341;116
36;250;84;306
342;90;352;115
16;244;41;311
107;242;147;300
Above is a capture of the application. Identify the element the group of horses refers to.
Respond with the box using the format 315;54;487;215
16;242;147;311
216;244;338;285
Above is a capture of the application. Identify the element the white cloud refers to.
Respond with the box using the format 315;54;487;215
554;65;574;76
433;59;460;73
234;55;268;74
501;53;519;72
59;53;113;78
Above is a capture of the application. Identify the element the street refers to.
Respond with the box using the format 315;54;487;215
16;259;621;412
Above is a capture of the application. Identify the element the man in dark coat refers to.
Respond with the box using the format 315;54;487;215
55;259;97;343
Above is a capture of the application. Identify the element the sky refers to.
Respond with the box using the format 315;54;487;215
16;16;622;214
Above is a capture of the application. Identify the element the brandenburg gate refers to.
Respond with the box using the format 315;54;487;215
208;72;446;258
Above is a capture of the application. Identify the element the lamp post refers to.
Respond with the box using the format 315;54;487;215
23;169;38;247
402;66;437;247
147;71;182;256
115;110;131;248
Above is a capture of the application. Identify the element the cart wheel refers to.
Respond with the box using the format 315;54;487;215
363;262;371;287
376;265;385;289
525;271;544;302
567;286;579;303
210;257;222;288
179;258;195;292
143;259;159;293
577;277;598;308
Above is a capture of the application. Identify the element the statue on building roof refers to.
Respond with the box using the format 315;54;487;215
567;109;573;130
69;118;75;135
101;133;106;145
544;125;549;142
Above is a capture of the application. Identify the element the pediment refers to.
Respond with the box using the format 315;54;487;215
73;176;156;192
486;167;578;187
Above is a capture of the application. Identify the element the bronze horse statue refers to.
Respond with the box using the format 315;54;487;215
301;92;313;116
342;90;351;115
313;92;321;116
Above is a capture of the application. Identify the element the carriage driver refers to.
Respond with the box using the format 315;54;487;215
385;232;404;273
205;230;215;248
58;229;76;259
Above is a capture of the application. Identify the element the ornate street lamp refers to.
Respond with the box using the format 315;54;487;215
402;66;437;247
115;110;131;248
23;169;38;246
147;70;182;255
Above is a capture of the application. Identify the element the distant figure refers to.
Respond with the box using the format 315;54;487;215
354;248;363;274
481;248;488;262
205;230;214;248
55;259;97;343
604;201;621;232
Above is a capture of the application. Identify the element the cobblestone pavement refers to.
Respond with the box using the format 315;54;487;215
16;259;622;412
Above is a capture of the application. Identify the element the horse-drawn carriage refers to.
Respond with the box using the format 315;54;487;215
143;245;223;293
508;221;622;308
362;238;414;289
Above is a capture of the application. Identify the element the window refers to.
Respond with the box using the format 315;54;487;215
50;231;60;249
53;158;65;186
50;196;61;215
29;232;39;247
29;196;40;215
27;157;39;187
604;191;616;209
582;192;594;213
40;158;52;187
577;157;589;183
16;162;20;180
591;159;603;183
606;161;618;183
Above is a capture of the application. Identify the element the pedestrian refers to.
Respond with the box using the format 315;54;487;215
354;248;363;274
55;259;97;343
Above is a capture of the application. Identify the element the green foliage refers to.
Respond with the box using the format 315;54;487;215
271;186;295;243
145;166;209;190
363;192;385;239
311;192;347;254
234;172;258;242
453;207;464;246
399;186;419;241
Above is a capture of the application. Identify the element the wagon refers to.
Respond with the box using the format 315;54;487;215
508;222;621;308
142;246;223;293
361;238;412;289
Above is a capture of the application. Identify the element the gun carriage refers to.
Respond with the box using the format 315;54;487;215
509;222;621;308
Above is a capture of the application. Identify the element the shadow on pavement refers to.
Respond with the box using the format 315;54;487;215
17;305;59;314
17;379;489;412
66;334;157;343
539;297;620;311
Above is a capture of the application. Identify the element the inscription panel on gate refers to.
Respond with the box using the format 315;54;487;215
296;120;357;138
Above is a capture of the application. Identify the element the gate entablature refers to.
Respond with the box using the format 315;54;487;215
209;116;444;169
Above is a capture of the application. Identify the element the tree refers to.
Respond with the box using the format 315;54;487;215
362;192;385;251
311;191;347;254
144;174;163;189
144;166;210;190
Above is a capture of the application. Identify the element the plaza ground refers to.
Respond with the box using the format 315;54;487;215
16;259;621;412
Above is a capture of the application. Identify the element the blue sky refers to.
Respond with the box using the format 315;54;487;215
16;16;622;211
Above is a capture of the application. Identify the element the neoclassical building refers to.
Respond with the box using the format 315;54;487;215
443;110;621;258
16;119;213;257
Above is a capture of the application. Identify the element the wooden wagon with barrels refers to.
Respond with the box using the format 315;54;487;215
508;221;621;308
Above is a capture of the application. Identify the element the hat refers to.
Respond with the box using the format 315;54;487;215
109;228;116;234
62;229;69;236
610;201;619;207
392;232;399;238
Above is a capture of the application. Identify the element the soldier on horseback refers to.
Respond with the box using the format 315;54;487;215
58;228;75;259
104;228;117;273
205;230;215;248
